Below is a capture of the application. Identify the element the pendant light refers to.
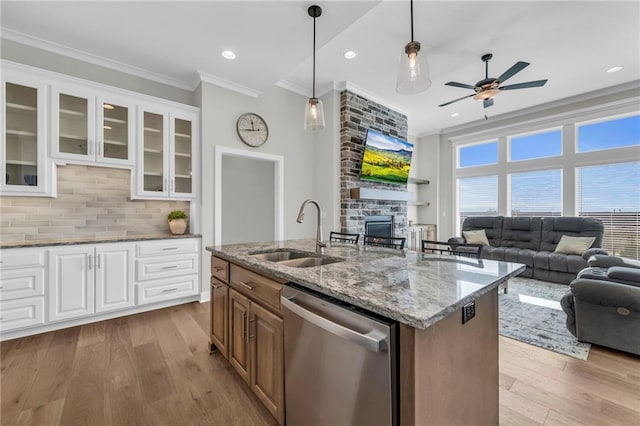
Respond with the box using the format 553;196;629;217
304;5;325;131
396;0;431;94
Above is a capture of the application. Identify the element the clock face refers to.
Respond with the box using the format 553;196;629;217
236;113;269;147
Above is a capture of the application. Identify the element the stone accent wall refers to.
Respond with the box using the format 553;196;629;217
340;90;409;237
0;165;189;244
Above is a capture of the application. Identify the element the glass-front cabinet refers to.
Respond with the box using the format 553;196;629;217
135;105;198;200
52;85;134;166
1;72;49;195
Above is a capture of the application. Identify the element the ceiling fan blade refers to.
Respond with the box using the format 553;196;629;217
445;81;476;90
500;79;548;91
497;61;530;83
483;98;494;108
438;94;475;107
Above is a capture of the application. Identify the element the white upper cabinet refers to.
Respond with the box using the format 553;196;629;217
51;83;134;166
134;104;198;200
1;67;53;196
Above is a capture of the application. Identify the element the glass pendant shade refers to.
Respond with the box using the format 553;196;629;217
304;97;325;131
396;41;432;94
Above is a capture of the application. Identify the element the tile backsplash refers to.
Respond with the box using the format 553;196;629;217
0;165;190;243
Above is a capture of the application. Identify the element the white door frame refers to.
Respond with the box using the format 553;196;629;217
214;145;284;245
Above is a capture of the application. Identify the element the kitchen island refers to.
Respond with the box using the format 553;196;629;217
206;239;525;425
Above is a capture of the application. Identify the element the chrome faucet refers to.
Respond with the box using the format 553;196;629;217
296;199;326;253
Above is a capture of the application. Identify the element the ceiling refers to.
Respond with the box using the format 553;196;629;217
2;1;639;136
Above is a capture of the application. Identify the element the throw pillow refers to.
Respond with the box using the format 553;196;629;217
463;229;490;246
554;235;596;255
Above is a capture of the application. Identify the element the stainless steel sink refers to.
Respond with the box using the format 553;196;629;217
251;250;314;262
250;249;343;268
278;256;343;268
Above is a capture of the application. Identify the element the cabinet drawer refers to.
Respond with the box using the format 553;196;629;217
0;250;46;269
0;296;45;332
136;275;198;305
230;264;282;313
0;267;45;300
136;239;199;258
136;254;198;281
212;257;229;283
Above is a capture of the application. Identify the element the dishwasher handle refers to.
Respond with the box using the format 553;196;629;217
281;296;387;353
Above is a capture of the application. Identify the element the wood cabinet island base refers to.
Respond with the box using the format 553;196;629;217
400;288;499;425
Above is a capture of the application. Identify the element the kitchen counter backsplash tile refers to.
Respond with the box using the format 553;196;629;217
1;165;189;244
207;239;525;329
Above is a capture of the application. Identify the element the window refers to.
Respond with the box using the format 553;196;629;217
509;129;562;161
577;114;640;153
510;169;562;217
458;141;498;168
458;175;498;230
576;161;640;259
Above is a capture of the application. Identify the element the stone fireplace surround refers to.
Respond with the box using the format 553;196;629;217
339;90;409;238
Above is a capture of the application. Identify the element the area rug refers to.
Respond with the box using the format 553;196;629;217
499;277;591;360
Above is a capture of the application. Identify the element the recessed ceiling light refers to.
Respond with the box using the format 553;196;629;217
606;66;623;73
344;50;356;59
451;112;460;117
221;50;236;60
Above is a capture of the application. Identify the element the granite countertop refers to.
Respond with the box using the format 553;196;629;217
207;239;526;329
1;233;202;249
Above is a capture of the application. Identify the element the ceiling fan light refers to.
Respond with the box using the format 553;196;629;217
304;97;325;131
396;42;431;94
473;88;500;101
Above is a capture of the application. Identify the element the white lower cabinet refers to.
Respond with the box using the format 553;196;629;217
1;237;200;339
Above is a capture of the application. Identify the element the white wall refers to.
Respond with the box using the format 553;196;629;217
199;81;320;281
413;133;441;232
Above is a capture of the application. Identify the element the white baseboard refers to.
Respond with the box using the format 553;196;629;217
199;291;210;303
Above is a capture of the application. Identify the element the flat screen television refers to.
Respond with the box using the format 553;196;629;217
359;129;414;185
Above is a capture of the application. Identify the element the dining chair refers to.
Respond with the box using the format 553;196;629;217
363;235;406;249
329;231;360;244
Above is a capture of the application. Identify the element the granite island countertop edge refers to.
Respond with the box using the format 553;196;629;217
206;240;526;330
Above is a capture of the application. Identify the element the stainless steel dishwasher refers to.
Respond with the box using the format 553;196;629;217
282;284;397;426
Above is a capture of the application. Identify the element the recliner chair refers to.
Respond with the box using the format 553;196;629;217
560;255;640;355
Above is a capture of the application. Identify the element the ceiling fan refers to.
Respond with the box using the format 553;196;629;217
438;53;548;109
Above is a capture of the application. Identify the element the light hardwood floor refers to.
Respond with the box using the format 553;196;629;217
1;301;638;426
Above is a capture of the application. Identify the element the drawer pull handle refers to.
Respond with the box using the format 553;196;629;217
161;265;178;270
214;266;225;271
161;288;178;293
162;247;178;251
239;281;256;290
211;283;225;289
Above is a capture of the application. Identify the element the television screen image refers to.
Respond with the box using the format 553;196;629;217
360;129;413;185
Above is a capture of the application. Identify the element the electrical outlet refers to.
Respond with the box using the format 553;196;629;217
462;301;476;324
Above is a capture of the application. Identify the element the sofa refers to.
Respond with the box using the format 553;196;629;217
448;216;607;284
560;255;640;355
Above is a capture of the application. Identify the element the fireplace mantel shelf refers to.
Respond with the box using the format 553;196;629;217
350;187;415;202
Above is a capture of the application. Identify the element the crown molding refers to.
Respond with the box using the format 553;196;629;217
1;27;196;91
198;70;261;98
275;79;308;97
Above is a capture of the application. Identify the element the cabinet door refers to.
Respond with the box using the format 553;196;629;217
137;106;169;197
48;246;95;322
250;302;284;425
210;278;229;359
1;74;48;195
229;288;250;385
96;95;134;166
95;243;134;313
51;85;96;161
169;110;198;199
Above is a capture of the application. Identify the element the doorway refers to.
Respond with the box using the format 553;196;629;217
214;146;284;245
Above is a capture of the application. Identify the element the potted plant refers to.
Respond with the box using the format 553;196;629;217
167;210;188;235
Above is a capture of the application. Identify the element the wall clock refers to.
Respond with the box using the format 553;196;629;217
236;113;269;147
